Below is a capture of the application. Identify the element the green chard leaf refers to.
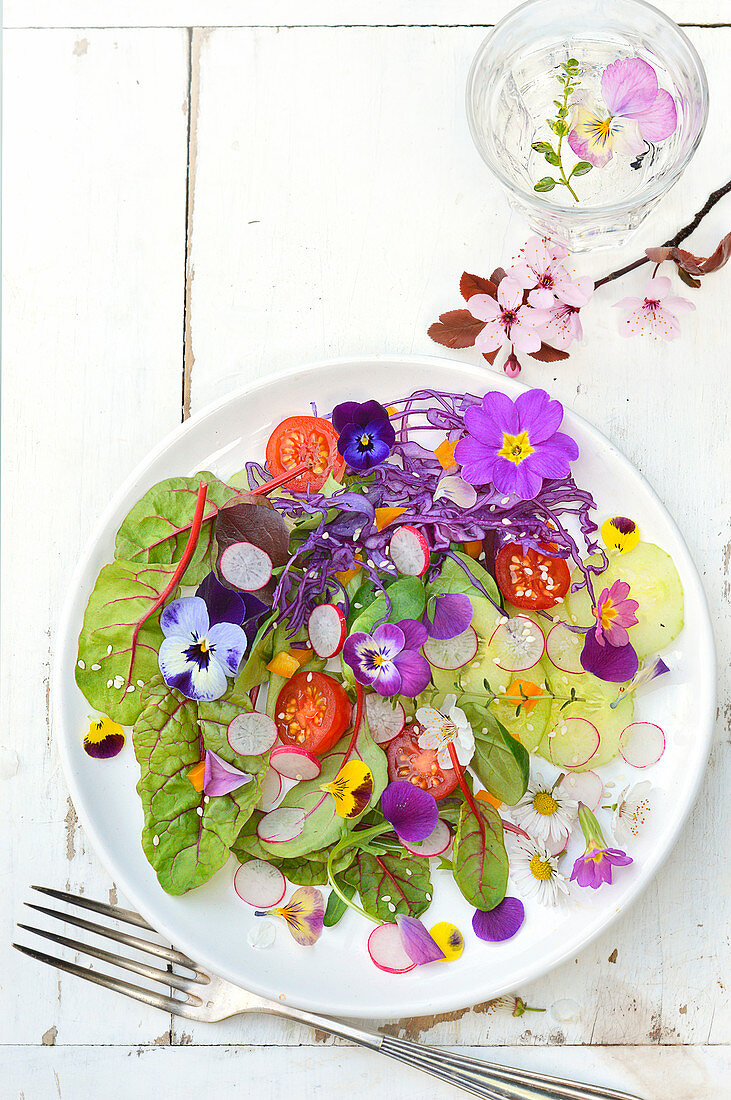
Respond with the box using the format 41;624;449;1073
114;472;236;586
75;560;178;724
349;576;426;635
344;850;432;920
452;799;509;911
427;550;500;606
470;715;530;805
132;676;266;895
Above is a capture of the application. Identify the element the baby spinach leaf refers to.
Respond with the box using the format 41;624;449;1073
132;677;265;895
452;799;508;911
115;472;235;587
427;551;500;606
232;819;355;885
349;576;426;635
76;560;178;725
323;880;356;927
234;611;277;692
344;851;432;920
470;715;529;806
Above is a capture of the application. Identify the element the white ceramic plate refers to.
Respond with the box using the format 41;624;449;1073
55;355;715;1018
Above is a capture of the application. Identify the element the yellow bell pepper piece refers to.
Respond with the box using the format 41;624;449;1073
374;506;407;532
266;651;301;679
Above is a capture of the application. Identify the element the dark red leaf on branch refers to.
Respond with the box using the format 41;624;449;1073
646;231;731;279
527;343;570;363
699;230;731;273
460;272;498;301
482;348;500;365
677;267;702;289
490;267;508;286
427;310;486;349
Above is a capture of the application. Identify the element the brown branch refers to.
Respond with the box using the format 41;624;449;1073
595;176;731;289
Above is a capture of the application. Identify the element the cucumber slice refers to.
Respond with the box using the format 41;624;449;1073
429;596;512;698
536;666;634;770
486;659;552;753
563;542;684;659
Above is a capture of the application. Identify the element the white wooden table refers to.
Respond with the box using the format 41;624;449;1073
2;3;730;1097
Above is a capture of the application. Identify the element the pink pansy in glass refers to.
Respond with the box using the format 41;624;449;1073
510;237;593;309
570;805;632;890
614;276;695;340
568;57;677;168
593;579;639;648
538;277;594;351
454;388;579;499
467;277;550;355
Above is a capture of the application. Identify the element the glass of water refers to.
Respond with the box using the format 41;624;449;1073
466;0;708;251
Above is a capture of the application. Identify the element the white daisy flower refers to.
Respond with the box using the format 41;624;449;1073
512;771;578;845
612;780;655;844
415;693;475;769
511;837;569;906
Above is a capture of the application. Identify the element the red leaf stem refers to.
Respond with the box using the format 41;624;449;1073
250;460;313;495
448;741;529;839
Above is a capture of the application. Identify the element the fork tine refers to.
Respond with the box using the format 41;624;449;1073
25;903;196;968
12;943;198;1019
16;923;205;994
31;885;154;931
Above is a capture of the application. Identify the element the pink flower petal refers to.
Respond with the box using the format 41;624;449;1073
528;287;555;309
601;57;658;117
466;293;500;324
474;318;504;353
634;88;677;142
662;296;695;315
497;276;524;312
568;110;614;168
643;276;672;300
606;116;645;157
509;260;538;290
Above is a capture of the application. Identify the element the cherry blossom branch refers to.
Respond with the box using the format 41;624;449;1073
595;176;731;289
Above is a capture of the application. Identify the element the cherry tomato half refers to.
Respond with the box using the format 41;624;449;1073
495;541;571;611
386;724;458;800
266;415;345;493
275;671;352;756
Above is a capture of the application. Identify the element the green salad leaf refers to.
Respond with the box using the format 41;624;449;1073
348;576;426;634
452;798;508;911
427;550;501;606
470;715;530;806
232;819;355;886
344;850;432;920
115;472;235;587
132;677;266;895
76;560;178;724
323;880;356;927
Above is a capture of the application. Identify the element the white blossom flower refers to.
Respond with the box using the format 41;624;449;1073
415;694;475;769
512;771;578;846
510;837;570;906
612;781;655;844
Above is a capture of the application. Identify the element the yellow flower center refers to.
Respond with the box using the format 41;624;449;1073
595;116;612;137
533;791;559;816
596;599;618;630
372;653;385;667
360;433;371;447
199;638;210;654
529;853;553;881
498;431;535;466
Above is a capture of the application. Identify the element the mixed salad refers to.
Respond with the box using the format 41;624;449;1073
76;385;683;970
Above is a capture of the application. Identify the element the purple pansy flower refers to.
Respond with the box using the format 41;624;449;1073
570;804;632;889
203;750;253;797
472;896;525;942
568;57;677;168
381;780;439;842
342;618;431;697
158;596;248;701
196;571;267;647
332;399;396;472
454;388;579;500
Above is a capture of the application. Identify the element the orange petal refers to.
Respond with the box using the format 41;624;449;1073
434;439;457;469
267;651;301;678
476;789;503;810
462;539;483;560
504;678;542;715
375;506;407;532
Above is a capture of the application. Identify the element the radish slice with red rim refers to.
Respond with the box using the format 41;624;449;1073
423;626;478;671
546;622;584;675
556;769;603;810
367;923;416;974
257;767;282;812
388;525;430;577
227;712;278;756
402;819;451;858
234;859;286;909
544;826;570;857
548;717;600;769
489;616;545;672
219;541;273;592
308;603;347;658
619;722;665;768
365;694;405;745
269;745;322;781
257;806;306;843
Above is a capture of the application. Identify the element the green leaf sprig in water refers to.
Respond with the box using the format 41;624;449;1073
532;58;592;203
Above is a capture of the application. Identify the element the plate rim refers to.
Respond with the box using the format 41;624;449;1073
53;352;716;1018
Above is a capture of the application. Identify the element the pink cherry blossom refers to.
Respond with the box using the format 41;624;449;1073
468;276;550;355
510;237;592;309
613;276;695;340
538;276;594;350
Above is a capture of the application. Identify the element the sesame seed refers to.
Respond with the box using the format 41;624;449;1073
126;685;135;693
107;644;113;655
152;835;160;846
501;497;510;505
307;673;313;682
502;518;511;526
91;663;101;671
106;679;113;688
137;679;145;687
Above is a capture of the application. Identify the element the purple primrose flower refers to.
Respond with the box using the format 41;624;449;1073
570;804;633;889
332;399;396;472
342;618;431;697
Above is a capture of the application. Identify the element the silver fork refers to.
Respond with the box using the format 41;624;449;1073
14;886;643;1100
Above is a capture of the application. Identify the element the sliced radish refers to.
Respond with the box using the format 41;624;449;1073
388;525;430;577
557;769;603;810
423;626;478;671
546;622;584;675
308;603;347;658
234;859;286;908
489;616;545;672
367;922;416;974
227;711;278;756
545;827;570;857
548;717;600;769
402;819;451;858
219;541;273;592
619;722;665;768
365;694;405;745
269;745;322;781
257;806;306;843
257;767;282;812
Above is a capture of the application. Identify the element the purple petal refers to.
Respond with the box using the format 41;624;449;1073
465;391;519;441
372;621;405;656
635;88;677;142
601;57;658;117
203;749;253;796
372;662;403;697
603;848;633;867
570;854;601;888
160;596;209;639
491;456;543;499
514;388;564;443
397;617;428;650
472;897;525;942
196;571;246;627
381;780;439;842
523;432;579;479
424;593;473;640
580;632;639;683
331;400;362;432
396;915;446;964
392;649;432;695
206;621;248;677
